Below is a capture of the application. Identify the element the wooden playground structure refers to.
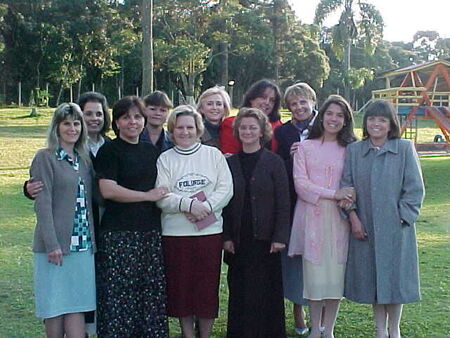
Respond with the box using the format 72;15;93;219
370;59;450;152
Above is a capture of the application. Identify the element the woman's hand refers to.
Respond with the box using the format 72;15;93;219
223;240;235;254
146;187;169;201
270;242;286;253
48;249;63;266
27;177;44;199
184;212;197;223
190;200;211;220
338;199;353;210
290;142;301;156
334;187;355;202
349;213;367;241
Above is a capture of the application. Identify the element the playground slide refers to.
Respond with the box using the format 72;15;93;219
440;106;450;117
426;106;450;142
426;106;450;131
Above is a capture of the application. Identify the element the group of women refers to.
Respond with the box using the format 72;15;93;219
29;78;424;338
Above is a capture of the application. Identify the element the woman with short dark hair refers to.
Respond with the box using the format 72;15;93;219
94;96;169;337
341;100;425;338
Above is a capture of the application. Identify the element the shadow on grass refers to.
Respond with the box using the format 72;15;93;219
13;114;43;119
0;125;48;138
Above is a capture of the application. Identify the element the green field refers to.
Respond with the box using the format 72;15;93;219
0;107;449;337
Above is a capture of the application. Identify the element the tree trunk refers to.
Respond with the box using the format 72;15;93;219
77;75;82;101
142;0;153;96
217;0;229;88
56;84;63;106
120;55;125;96
272;0;285;83
186;73;195;105
343;38;351;100
343;0;353;100
180;73;195;106
36;60;41;89
218;42;228;87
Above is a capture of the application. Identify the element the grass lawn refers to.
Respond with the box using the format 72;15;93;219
0;107;449;337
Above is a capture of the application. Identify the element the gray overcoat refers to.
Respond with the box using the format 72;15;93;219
341;138;425;304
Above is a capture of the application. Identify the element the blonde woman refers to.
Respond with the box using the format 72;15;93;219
196;86;231;149
30;103;96;337
156;105;233;338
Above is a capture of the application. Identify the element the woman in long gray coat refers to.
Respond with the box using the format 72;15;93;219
340;100;424;338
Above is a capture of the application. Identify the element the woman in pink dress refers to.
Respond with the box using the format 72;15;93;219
288;95;357;338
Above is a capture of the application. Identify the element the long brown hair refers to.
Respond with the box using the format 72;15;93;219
242;79;281;123
308;95;357;147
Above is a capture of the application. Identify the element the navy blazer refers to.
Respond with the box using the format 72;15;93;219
139;128;173;154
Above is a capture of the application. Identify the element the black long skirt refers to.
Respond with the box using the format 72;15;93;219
226;239;286;338
96;230;168;337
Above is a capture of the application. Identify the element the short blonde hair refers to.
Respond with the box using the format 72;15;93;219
284;82;317;109
167;105;205;140
196;86;231;118
233;107;272;145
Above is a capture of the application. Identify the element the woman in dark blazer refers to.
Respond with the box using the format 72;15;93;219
223;107;290;338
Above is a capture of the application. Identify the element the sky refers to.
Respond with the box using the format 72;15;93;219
289;0;449;42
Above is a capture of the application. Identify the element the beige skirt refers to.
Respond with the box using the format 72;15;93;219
302;200;346;301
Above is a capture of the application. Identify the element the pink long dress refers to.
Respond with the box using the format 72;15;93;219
288;139;349;300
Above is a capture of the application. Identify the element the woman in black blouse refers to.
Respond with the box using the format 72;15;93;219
94;96;169;337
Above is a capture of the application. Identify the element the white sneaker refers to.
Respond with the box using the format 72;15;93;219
295;327;310;335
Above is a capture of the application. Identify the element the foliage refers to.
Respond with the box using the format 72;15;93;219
314;0;384;100
0;0;447;108
413;30;446;62
0;0;137;104
0;0;332;105
346;66;373;89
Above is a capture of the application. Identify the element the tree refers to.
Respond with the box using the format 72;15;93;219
388;41;418;68
141;0;153;96
0;0;137;105
314;0;383;99
153;0;221;104
1;0;332;106
413;30;440;61
435;37;450;60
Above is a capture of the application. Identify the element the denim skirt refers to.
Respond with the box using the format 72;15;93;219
34;250;96;319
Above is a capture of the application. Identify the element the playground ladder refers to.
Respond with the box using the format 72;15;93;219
401;114;418;142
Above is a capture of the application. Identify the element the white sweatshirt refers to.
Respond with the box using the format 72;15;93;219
156;143;233;236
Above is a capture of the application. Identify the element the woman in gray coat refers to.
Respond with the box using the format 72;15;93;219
340;100;424;338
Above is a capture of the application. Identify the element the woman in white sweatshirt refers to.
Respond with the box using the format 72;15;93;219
156;105;233;338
